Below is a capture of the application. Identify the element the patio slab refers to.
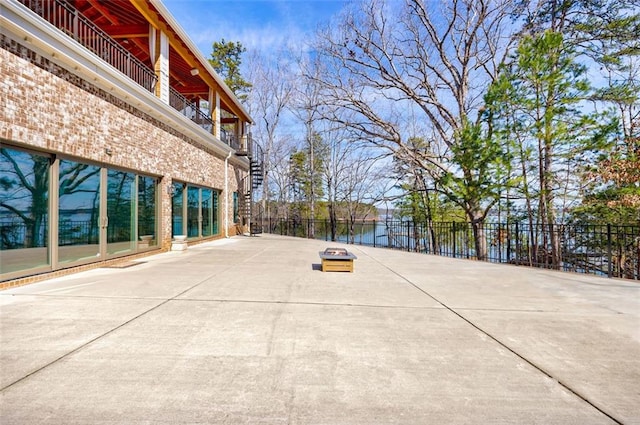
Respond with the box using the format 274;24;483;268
1;234;638;424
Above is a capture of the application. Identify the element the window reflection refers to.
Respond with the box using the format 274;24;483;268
2;147;161;278
58;159;100;264
202;188;212;236
187;186;199;238
172;184;220;240
233;192;239;223
107;169;135;255
138;176;157;248
0;148;50;274
212;190;219;235
172;182;184;236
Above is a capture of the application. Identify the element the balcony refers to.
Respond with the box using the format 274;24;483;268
15;0;242;148
17;0;157;92
169;87;214;134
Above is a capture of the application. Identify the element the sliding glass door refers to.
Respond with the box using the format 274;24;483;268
138;176;157;249
1;145;160;280
202;189;213;236
107;169;136;255
0;147;50;275
58;159;101;264
171;182;184;237
187;186;200;238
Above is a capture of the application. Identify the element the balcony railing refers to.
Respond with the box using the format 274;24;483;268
18;0;157;92
17;0;238;149
220;128;241;151
169;87;214;134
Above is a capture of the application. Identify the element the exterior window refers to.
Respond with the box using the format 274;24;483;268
0;148;50;274
172;182;184;236
202;188;213;236
172;183;219;239
187;186;200;238
1;147;160;280
107;169;136;255
212;190;219;234
233;191;239;223
58;159;100;264
138;176;157;248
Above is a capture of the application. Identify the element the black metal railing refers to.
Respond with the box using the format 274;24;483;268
220;128;241;151
18;0;157;92
250;141;264;189
18;0;239;148
263;218;640;280
169;87;214;134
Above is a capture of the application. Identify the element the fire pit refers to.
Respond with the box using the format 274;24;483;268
318;247;357;272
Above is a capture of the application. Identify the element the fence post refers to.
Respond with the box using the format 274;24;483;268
452;223;457;258
466;223;470;259
407;221;411;252
373;220;377;248
515;222;520;263
607;224;613;278
506;222;511;264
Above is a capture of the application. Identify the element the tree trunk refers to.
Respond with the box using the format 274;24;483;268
349;214;356;244
329;201;337;242
468;209;488;261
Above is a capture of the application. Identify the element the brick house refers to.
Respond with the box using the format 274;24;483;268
0;0;263;286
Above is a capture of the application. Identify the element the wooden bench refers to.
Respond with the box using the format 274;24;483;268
319;248;357;272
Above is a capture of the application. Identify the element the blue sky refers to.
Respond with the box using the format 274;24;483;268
161;0;351;56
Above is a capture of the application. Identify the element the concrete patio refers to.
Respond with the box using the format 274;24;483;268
1;234;639;424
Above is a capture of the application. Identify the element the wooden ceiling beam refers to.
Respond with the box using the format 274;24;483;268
102;24;149;39
128;0;250;123
84;0;121;25
177;87;211;95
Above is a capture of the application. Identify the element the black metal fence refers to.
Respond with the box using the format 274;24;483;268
262;218;640;280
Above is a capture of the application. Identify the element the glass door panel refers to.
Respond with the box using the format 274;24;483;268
0;148;50;274
212;191;219;235
187;186;200;238
138;176;157;249
107;169;136;255
58;160;100;264
233;192;239;223
171;183;184;237
201;189;212;236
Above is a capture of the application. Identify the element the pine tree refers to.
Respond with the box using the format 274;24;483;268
492;30;616;267
209;39;252;101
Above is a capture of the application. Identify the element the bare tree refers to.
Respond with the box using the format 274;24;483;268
309;0;516;260
267;135;298;221
319;121;353;240
317;117;388;241
339;146;386;243
245;50;295;220
290;58;327;237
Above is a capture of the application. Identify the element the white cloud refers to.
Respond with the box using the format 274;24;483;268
162;0;344;57
187;19;314;57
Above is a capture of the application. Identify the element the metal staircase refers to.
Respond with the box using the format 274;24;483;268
236;136;264;235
